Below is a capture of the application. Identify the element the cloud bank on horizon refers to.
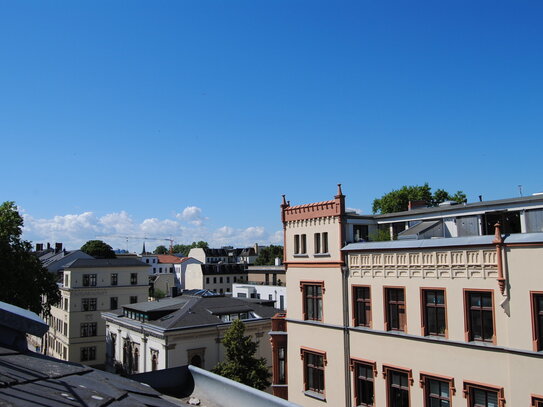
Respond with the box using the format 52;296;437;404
21;206;282;252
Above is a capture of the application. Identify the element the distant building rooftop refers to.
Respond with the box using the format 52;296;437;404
63;258;149;268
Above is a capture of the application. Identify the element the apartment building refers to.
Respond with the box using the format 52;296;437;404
271;186;543;406
44;258;150;368
185;263;248;294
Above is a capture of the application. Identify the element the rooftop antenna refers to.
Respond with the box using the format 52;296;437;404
518;185;523;197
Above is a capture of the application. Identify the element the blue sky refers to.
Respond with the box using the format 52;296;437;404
1;1;542;251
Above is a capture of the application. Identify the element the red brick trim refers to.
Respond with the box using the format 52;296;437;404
420;287;448;338
419;372;455;407
352;285;372;328
530;291;543;351
463;381;505;407
531;394;543;407
463;289;496;345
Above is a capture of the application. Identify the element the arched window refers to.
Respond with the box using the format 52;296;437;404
133;348;139;372
151;352;158;371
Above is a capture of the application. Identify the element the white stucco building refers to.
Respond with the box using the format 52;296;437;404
102;291;279;374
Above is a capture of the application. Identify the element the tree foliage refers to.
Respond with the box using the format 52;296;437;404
171;241;208;256
211;319;271;390
153;245;168;255
254;245;283;265
372;183;466;214
0;201;60;316
81;240;116;259
368;228;391;242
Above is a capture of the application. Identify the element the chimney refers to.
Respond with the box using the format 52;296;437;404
47;243;51;250
36;243;43;252
253;243;259;254
274;257;282;266
408;200;426;211
55;243;63;253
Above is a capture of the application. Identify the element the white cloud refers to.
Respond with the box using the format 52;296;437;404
22;209;283;252
177;206;207;226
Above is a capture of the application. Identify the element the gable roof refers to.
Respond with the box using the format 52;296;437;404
63;258;149;269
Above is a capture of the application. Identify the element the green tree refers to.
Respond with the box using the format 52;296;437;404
254;245;283;265
211;319;271;390
372;183;466;214
0;201;60;316
153;245;168;255
172;241;209;256
80;240;116;259
368;228;391;242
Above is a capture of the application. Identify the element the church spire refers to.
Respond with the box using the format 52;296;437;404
141;242;146;255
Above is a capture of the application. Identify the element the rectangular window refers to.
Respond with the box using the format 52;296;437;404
64;298;68;311
82;274;96;287
353;286;371;327
80;322;97;337
220;277;223;284
422;289;447;336
213;277;217;284
420;374;454;407
354;224;369;242
532;395;543;407
82;298;97;312
130;273;138;285
314;233;321;254
111;273;118;286
322;232;328;253
130;296;138;304
301;234;307;254
277;347;286;384
206;277;210;284
464;382;504;407
110;297;118;310
302;282;324;321
80;346;96;362
63;322;67;336
294;234;300;254
352;360;375;406
466;291;494;342
227;277;230;283
384;366;411;407
385;288;406;332
302;349;325;395
531;292;543;351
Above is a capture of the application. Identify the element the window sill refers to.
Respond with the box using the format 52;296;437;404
314;253;331;258
293;254;309;258
304;390;326;401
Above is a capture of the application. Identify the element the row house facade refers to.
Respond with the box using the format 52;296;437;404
44;258;150;368
270;186;543;407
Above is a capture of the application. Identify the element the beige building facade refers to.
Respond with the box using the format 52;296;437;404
271;186;543;407
44;258;150;368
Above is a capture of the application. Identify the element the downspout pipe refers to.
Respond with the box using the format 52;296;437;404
493;223;506;296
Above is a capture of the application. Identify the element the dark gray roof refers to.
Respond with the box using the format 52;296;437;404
397;220;440;237
0;348;181;406
105;296;279;331
201;263;247;275
63;258;149;268
123;297;192;313
342;232;543;251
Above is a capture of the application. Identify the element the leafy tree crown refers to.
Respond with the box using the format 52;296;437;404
372;183;466;214
80;240;116;259
0;201;60;315
211;319;271;390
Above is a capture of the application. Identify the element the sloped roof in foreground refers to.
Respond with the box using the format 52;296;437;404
0;347;181;406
